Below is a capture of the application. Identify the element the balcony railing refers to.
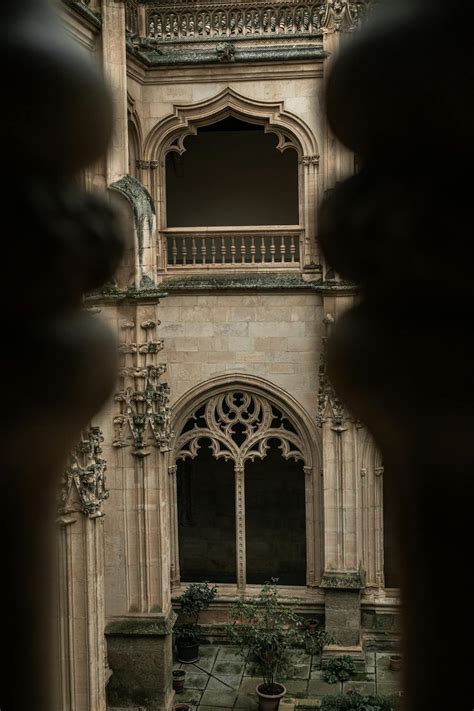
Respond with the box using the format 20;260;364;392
164;227;301;270
146;3;323;41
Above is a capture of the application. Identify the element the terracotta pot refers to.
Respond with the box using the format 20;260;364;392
389;654;402;671
306;619;319;635
173;705;190;711
256;682;286;711
172;669;186;693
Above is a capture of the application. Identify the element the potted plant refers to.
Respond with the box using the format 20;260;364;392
174;581;217;663
172;669;186;692
227;579;305;711
389;654;402;671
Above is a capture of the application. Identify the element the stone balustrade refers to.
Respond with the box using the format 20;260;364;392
164;227;301;269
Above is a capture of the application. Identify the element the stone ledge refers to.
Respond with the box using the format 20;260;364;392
106;611;177;637
131;43;326;67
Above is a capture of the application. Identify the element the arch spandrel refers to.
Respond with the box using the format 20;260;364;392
143;87;319;161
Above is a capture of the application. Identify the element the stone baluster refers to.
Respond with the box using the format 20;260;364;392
320;0;474;708
0;1;123;709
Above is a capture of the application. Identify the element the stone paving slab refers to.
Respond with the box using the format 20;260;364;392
214;661;246;676
286;663;311;679
175;689;203;706
185;671;210;690
217;646;244;662
172;644;401;708
284;680;309;698
238;677;263;694
207;674;242;690
234;693;258;709
308;679;342;696
200;689;239;707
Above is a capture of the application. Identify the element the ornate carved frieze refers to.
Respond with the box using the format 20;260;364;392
114;319;172;453
144;0;374;41
176;390;307;469
59;427;109;518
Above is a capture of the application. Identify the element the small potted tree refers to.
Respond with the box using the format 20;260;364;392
174;581;217;663
227;579;305;711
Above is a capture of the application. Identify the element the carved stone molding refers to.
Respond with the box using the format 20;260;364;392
59;427;109;518
143;87;318;161
114;319;172;452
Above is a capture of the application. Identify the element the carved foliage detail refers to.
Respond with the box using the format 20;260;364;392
60;427;108;518
114;319;172;452
176;390;306;469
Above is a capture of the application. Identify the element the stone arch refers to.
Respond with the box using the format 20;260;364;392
145;88;321;267
143;87;319;161
168;374;323;590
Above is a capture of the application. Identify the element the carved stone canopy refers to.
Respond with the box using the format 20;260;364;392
59;427;109;518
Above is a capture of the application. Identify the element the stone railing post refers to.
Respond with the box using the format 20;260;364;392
1;1;123;709
320;0;474;708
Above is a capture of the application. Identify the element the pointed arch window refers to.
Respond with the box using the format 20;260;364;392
170;386;322;591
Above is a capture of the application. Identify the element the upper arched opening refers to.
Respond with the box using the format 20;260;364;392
166;115;299;227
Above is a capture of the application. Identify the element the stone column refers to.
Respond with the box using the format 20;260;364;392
56;428;110;711
320;0;474;707
101;0;129;184
106;304;175;711
1;2;123;709
318;307;364;658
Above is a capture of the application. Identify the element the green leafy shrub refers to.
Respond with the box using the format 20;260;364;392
174;581;217;645
321;692;400;710
226;579;305;692
323;656;356;683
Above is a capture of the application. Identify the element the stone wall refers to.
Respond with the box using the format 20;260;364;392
158;291;323;418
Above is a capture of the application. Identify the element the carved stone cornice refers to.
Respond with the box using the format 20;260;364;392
59;427;109;518
114;319;172;452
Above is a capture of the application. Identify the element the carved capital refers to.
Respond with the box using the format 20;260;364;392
320;570;365;590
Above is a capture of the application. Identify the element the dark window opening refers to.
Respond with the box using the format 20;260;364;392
166;117;299;227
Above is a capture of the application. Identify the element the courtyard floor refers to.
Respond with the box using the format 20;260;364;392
173;646;402;709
